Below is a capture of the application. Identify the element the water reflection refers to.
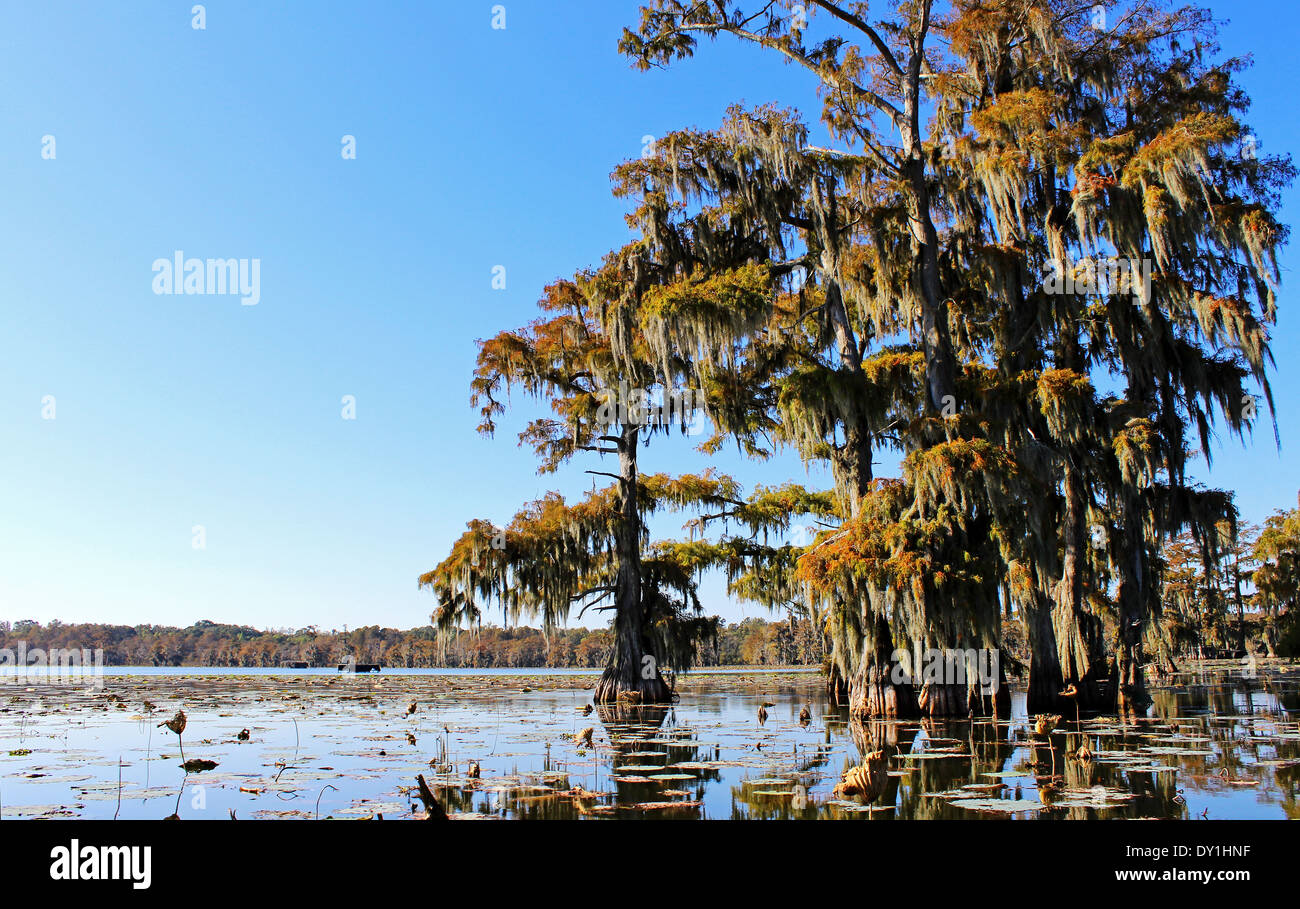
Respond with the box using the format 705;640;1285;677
0;663;1296;819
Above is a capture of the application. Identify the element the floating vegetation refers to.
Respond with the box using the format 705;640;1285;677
951;798;1043;814
0;664;1296;820
179;758;219;773
900;751;966;760
0;804;79;818
626;800;702;810
1049;788;1141;809
824;800;894;813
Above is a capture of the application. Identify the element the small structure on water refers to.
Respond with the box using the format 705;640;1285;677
337;660;382;673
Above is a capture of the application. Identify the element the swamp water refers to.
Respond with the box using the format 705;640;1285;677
1;662;1297;820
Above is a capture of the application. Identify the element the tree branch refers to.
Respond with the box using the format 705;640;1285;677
809;0;904;76
673;20;905;132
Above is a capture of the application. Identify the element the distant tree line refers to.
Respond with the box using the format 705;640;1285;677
1151;497;1300;663
0;616;824;670
997;497;1300;673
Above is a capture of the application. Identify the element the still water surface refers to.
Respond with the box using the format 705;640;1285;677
1;663;1295;819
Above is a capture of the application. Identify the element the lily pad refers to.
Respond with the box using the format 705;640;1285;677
950;798;1043;813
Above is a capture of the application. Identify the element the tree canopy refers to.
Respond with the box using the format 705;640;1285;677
422;0;1291;716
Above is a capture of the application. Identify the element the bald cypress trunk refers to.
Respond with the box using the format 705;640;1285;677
832;404;920;720
594;425;671;704
1027;593;1067;714
848;614;919;720
900;61;958;416
914;638;1008;717
981;657;1012;717
916;512;1007;718
1114;494;1152;716
1051;467;1113;713
824;278;921;721
829;423;875;506
826;660;850;706
1232;560;1247;655
909;177;957;414
917;679;970;717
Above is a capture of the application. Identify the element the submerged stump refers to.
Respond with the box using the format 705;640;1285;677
834;750;890;803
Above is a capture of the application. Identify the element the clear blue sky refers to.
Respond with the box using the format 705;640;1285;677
1;1;1296;633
